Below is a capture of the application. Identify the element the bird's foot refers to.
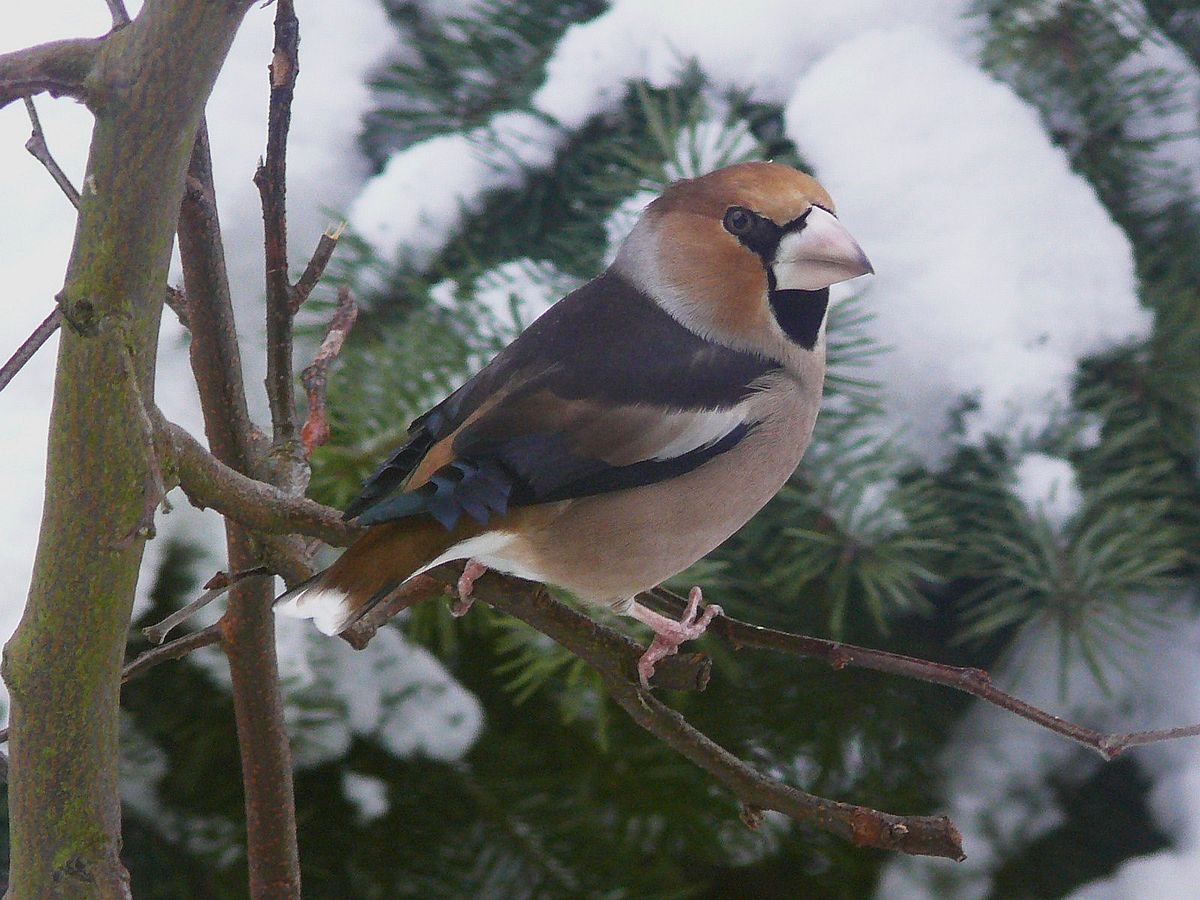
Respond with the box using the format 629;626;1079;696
452;559;488;617
631;587;723;689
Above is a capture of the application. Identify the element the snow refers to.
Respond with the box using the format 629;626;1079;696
275;618;483;767
881;604;1200;899
1012;452;1082;529
350;1;976;277
785;27;1151;458
348;112;559;273
342;771;391;823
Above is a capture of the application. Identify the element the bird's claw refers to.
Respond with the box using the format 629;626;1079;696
452;559;488;617
637;586;722;689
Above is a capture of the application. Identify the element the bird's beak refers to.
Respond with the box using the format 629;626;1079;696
772;206;873;291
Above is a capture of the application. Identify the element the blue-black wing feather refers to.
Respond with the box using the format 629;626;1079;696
343;272;780;530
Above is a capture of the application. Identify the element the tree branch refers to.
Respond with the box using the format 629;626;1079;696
23;98;81;207
254;0;306;494
646;588;1200;762
0;308;63;393
301;285;357;456
157;414;359;546
104;0;131;29
4;1;257;888
341;565;713;693
142;567;269;645
0;37;103;110
411;568;960;858
292;223;344;313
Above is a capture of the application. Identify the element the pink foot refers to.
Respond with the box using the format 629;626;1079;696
630;587;723;689
452;559;488;617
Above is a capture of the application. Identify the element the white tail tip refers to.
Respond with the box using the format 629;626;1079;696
274;585;352;635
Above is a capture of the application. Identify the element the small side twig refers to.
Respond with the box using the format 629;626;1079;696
0;621;224;750
23;98;80;207
291;222;344;313
301;285;357;456
104;0;131;28
0;308;63;393
142;567;270;645
647;587;1200;762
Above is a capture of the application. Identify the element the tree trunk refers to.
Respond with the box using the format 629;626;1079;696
2;3;253;894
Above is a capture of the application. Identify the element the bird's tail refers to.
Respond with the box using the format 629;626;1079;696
274;518;469;635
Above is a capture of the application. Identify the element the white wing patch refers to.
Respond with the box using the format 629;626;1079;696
650;404;751;461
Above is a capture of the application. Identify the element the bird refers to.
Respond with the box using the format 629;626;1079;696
276;161;873;686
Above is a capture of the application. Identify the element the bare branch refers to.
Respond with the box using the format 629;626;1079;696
142;567;270;645
602;676;963;859
342;564;714;694
254;0;305;490
0;622;224;750
292;222;344;313
0;37;102;110
23;98;80;207
155;414;359;547
104;0;131;29
164;285;189;329
301;285;357;456
0;308;62;393
647;588;1200;762
400;568;959;858
178;121;260;470
122;622;223;685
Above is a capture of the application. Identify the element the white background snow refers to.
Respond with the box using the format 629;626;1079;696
3;1;1199;895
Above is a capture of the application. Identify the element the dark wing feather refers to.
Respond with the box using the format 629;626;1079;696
344;271;780;530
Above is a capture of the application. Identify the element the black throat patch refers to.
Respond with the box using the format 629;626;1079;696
767;279;830;350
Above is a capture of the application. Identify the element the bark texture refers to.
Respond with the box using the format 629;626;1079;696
2;3;253;895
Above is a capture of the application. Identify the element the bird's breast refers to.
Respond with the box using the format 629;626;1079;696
496;370;822;603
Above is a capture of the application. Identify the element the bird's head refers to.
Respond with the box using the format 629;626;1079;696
614;161;873;361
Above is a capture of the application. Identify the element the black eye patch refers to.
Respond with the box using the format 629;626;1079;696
724;206;783;259
724;206;815;262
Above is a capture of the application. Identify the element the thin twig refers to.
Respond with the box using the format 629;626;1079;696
0;308;62;393
164;285;189;329
142;567;270;644
104;0;131;28
121;622;223;685
300;285;357;456
23;98;80;207
0;622;224;748
646;587;1200;762
254;0;305;492
291;222;344;313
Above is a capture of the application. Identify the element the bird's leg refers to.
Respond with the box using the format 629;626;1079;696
627;587;723;689
452;559;488;617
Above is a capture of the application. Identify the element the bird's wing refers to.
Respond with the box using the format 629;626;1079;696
344;271;781;530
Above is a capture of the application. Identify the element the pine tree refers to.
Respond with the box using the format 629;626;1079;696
110;1;1199;895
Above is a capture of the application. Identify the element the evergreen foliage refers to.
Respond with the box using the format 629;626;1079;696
109;1;1199;895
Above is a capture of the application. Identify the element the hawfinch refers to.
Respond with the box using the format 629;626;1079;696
277;162;873;685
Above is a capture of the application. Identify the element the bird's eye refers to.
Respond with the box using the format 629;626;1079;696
723;206;755;237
